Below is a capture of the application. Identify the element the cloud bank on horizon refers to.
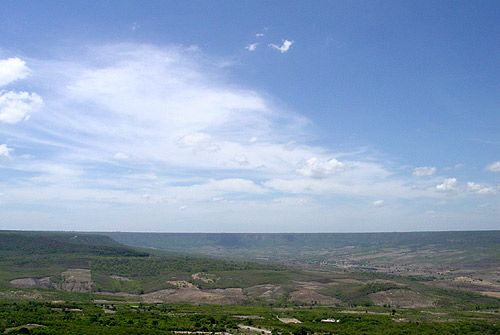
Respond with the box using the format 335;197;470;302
0;41;498;232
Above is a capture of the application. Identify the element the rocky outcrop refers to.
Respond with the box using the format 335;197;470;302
60;269;92;292
10;277;53;289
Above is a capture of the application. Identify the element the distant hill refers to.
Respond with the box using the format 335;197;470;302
0;231;149;257
104;231;500;254
103;231;500;281
0;230;498;309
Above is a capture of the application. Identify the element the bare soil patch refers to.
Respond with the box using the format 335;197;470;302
369;289;435;308
277;317;301;324
289;288;341;305
10;277;52;289
480;291;500;299
237;324;271;335
142;287;245;304
167;280;196;288
244;284;284;302
61;269;92;292
191;272;217;283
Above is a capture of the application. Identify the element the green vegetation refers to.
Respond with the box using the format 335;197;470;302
0;301;498;335
0;230;498;334
0;231;149;257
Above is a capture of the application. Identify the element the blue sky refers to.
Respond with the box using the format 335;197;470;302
0;1;499;232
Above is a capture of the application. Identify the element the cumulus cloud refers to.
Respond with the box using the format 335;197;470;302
0;57;31;87
373;199;385;208
269;39;294;53
436;178;457;191
467;182;494;194
296;157;345;179
245;43;258;51
413;166;436;177
0;90;43;123
256;33;264;37
486;161;500;172
0;144;12;157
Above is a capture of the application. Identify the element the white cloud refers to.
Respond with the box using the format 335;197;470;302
436;178;457;191
413;166;436;177
269;39;294;53
0;90;43;123
245;43;258;51
297;157;345;179
0;58;31;87
176;132;220;152
3;43;497;232
256;33;264;38
373;199;385;208
467;182;494;194
113;152;129;160
0;144;12;157
486;161;500;172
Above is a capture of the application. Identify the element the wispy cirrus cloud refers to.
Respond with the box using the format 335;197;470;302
0;44;498;231
486;161;500;172
413;166;436;177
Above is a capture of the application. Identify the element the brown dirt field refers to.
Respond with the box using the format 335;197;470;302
141;287;245;304
369;289;435;308
289;288;341;305
244;284;285;302
427;277;500;296
480;291;500;298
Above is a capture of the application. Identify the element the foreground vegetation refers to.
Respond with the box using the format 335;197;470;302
0;300;498;335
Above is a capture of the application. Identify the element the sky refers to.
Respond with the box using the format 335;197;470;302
0;0;499;232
